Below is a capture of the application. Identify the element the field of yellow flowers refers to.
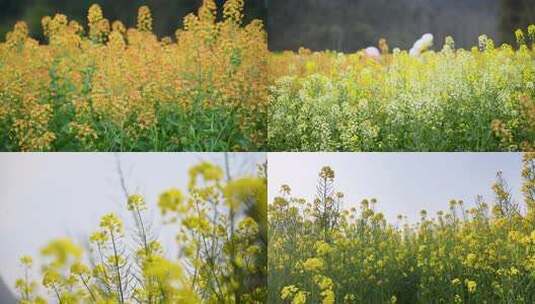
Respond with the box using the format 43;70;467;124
0;0;268;151
268;29;535;151
268;154;535;304
16;161;267;303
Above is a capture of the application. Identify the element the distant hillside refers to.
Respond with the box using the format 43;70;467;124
268;0;532;51
0;277;16;304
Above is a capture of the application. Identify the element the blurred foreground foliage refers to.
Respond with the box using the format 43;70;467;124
16;160;267;303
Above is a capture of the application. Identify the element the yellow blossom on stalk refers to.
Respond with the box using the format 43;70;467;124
320;166;335;180
42;269;61;287
92;264;106;277
20;256;33;266
158;188;185;214
5;21;29;49
41;238;82;267
112;20;126;33
87;4;109;42
70;262;89;275
224;177;266;209
89;231;109;245
321;289;335;304
182;215;210;233
14;279;26;292
509;266;519;276
99;213;123;234
48;14;68;36
315;240;332;256
143;256;182;280
188;162;223;188
223;0;244;24
516;29;526;45
68;20;83;35
315;275;334;290
281;285;299;300
528;25;535;40
508;230;522;242
303;257;324;272
465;280;477;293
465;253;477;266
87;4;103;25
108;30;125;50
293;291;307;304
239;216;259;234
41;16;52;37
137;6;153;32
127;194;147;211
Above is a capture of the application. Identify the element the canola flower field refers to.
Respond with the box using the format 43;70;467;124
268;153;535;304
1;1;534;152
16;161;267;304
1;2;534;153
0;0;268;151
268;30;535;152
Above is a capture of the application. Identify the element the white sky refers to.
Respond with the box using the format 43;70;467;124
268;153;524;223
0;152;265;298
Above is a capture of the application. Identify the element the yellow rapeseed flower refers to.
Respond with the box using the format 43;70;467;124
188;162;223;188
99;213;123;234
137;6;153;32
281;285;298;300
303;257;324;272
127;194;147;211
158;188;185;214
465;280;477;293
224;177;266;209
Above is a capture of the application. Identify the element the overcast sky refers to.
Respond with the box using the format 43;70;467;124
0;152;265;298
268;153;524;223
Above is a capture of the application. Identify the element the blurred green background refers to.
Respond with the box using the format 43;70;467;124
0;0;266;42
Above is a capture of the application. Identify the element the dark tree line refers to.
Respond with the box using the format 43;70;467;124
0;0;266;42
268;0;535;52
1;0;534;50
500;0;535;44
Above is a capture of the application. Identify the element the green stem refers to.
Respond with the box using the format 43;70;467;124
110;230;125;304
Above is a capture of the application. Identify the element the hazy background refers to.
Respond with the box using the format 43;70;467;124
268;153;524;223
0;0;266;42
0;152;265;302
268;0;535;51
